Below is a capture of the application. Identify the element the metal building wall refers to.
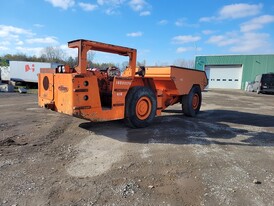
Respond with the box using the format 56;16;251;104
195;54;274;89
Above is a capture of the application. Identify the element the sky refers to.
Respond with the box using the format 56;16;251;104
0;0;274;65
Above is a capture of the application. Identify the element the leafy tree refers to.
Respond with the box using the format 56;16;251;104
0;58;9;66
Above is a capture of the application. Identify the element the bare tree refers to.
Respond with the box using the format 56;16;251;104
87;51;95;68
173;58;195;69
40;46;65;63
137;60;146;67
66;56;78;68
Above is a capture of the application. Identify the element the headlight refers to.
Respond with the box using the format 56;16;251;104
58;65;62;73
62;65;65;73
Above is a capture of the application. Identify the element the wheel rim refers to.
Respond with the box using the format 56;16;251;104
192;94;199;110
136;96;152;120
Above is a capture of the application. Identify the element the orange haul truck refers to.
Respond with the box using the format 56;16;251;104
38;39;208;128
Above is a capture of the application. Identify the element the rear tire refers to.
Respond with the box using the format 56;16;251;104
125;86;156;128
182;86;202;117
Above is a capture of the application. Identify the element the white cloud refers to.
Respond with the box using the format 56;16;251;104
26;37;59;44
240;15;274;32
126;31;143;37
175;18;186;27
0;46;9;51
45;0;75;10
140;11;150;16
219;3;262;19
172;35;201;44
33;24;45;28
176;47;188;53
97;0;125;6
207;35;238;46
230;32;270;53
202;30;216;35
175;18;198;27
199;17;215;22
46;0;150;15
128;0;151;15
96;0;126;15
129;0;147;11
200;3;263;22
207;35;225;44
79;2;98;11
0;41;11;51
105;8;120;15
16;40;24;45
0;25;34;38
0;41;10;46
157;20;168;25
60;44;78;58
0;25;75;57
206;31;272;53
97;0;104;5
176;47;202;53
15;46;44;56
97;0;105;5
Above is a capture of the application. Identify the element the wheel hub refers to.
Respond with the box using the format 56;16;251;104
192;94;199;110
136;97;151;120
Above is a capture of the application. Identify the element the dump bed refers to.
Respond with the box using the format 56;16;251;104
143;66;208;95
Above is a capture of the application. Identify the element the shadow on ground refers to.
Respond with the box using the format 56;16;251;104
79;110;274;147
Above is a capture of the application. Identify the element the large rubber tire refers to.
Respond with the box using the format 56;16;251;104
125;86;157;128
182;86;202;117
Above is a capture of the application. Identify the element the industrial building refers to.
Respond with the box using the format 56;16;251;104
195;54;274;90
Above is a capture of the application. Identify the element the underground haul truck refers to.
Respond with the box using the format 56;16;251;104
38;39;208;128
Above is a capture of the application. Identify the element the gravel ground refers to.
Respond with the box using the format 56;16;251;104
0;89;274;206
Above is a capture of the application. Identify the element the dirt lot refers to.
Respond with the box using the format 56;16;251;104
0;89;274;206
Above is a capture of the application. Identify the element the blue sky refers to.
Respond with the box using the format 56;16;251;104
0;0;274;65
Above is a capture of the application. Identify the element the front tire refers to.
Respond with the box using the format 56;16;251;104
182;86;202;117
125;86;156;128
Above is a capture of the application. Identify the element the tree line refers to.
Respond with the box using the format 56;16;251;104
0;46;126;70
0;46;78;67
0;46;195;69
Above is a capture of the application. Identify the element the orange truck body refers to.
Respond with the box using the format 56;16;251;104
38;39;208;127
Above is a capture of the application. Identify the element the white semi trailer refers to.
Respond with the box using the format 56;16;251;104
0;61;59;83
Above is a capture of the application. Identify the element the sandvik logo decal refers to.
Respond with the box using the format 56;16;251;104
58;85;69;93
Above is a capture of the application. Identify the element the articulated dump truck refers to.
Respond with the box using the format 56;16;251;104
38;39;208;128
